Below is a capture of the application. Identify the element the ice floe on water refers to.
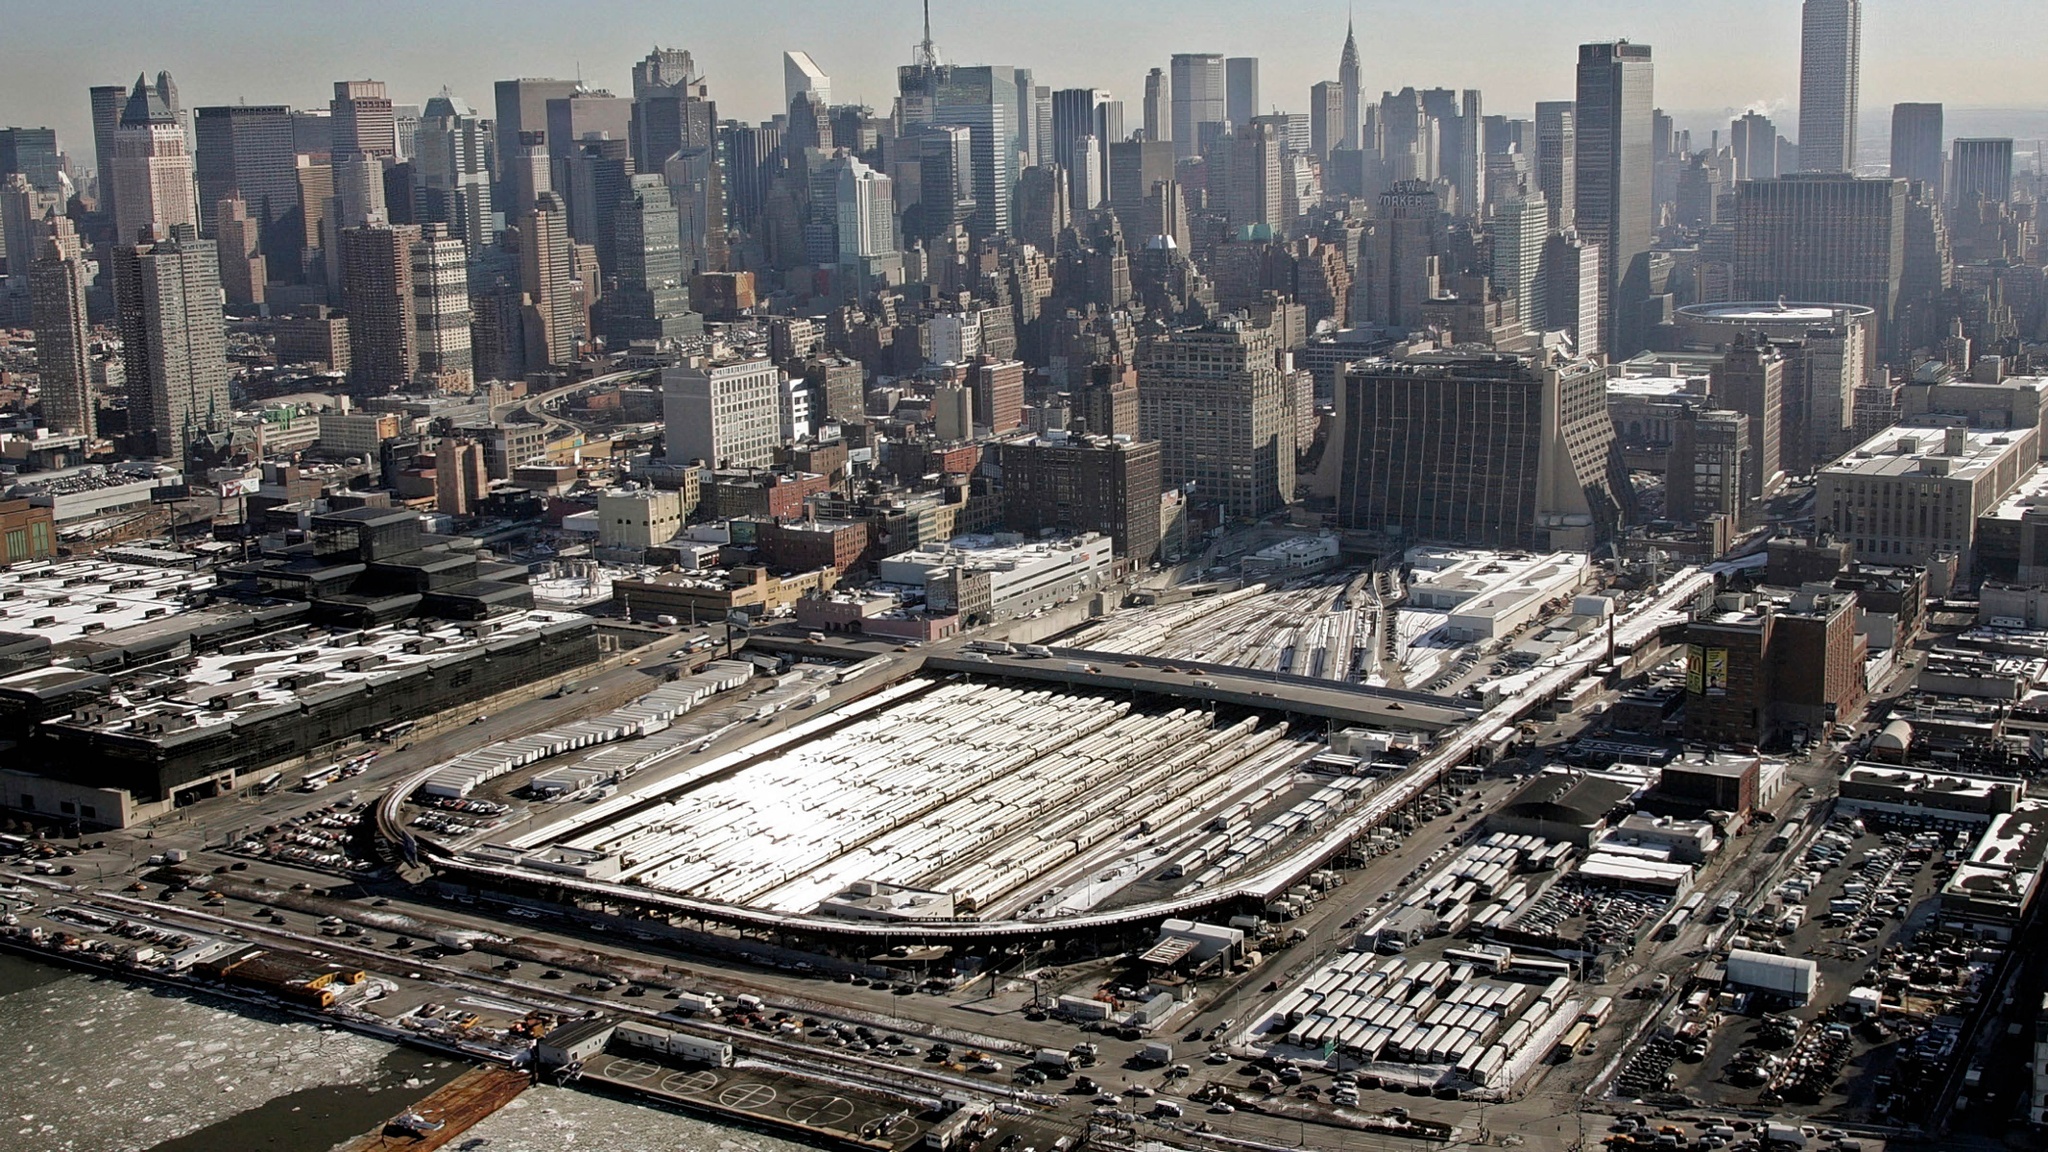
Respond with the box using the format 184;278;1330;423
0;971;392;1152
453;1085;813;1152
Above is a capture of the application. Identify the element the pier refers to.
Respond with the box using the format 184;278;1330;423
336;1066;530;1152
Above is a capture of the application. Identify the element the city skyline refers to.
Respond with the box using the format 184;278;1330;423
6;0;2048;179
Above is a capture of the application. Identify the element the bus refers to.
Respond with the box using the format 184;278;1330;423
1710;890;1742;923
373;720;415;743
298;764;343;792
1660;891;1708;940
254;771;285;796
1767;819;1802;852
1443;946;1511;974
1507;956;1574;981
1554;1021;1593;1059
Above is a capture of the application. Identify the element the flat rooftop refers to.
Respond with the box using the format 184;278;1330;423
1969;801;2048;872
1983;462;2048;523
1606;375;1704;400
1822;424;2031;482
11;609;584;734
1841;764;2008;800
0;559;217;645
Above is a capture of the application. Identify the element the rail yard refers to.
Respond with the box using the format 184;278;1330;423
0;551;1992;1152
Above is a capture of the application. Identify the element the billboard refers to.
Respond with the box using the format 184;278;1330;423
1686;645;1706;695
219;477;262;498
1704;648;1729;692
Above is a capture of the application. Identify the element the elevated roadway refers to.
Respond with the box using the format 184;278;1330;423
488;368;656;438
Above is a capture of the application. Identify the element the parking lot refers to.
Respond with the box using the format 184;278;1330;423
1662;807;1996;1131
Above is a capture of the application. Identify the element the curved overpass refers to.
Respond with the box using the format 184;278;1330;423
490;367;657;439
385;570;1717;943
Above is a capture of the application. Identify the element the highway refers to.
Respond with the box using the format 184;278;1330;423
487;367;655;438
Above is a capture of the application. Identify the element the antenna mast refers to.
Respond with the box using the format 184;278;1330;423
919;0;941;69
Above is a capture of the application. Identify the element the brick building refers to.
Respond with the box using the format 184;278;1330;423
707;469;832;521
999;432;1164;564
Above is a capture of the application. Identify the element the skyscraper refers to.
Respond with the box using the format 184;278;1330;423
492;77;580;204
88;84;126;227
783;51;830;112
1014;164;1070;251
329;152;388;228
338;222;419;392
193;104;297;259
1734;174;1906;350
1890;103;1944;201
546;88;632;164
1309;81;1344;165
933;95;1011;240
1218;119;1283;233
517;190;579;367
1543;229;1604;356
1338;18;1363;154
1533;101;1575;230
1492;192;1550;331
1574;41;1655;356
1143;68;1169;144
0;128;63;197
566;137;632;273
111;226;228;462
0;175;55;288
1711;336;1786;507
413;91;493;252
915;124;974;246
1364;180;1440;329
1107;139;1175;238
662;144;728;275
1797;0;1862;173
410;223;472;388
632;47;697;99
1136;319;1296;519
1729;111;1782;182
110;72;198;245
1951;138;2014;207
1333;351;1624;550
833;156;897;262
330;80;397;158
1168;54;1224;161
213;196;265;307
1052;88;1107;211
601;173;701;346
1226;58;1260;131
29;216;95;437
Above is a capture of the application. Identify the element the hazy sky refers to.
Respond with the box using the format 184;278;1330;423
5;0;2046;172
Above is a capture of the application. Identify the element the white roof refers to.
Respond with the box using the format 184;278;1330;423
1724;949;1817;996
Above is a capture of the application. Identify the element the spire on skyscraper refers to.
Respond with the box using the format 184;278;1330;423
1338;10;1363;152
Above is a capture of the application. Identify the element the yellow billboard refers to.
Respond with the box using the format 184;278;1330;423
1704;647;1729;692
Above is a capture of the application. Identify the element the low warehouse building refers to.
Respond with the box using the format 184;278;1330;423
1938;801;2048;941
535;1017;617;1069
1723;948;1818;1006
1484;772;1637;848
